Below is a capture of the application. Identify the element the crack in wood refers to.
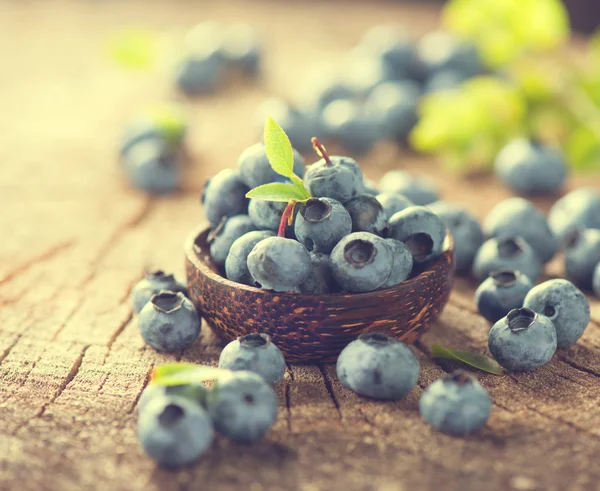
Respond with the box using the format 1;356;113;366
318;365;342;422
285;363;294;432
0;334;23;365
127;366;153;414
557;354;600;379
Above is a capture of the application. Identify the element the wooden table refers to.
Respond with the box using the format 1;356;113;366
1;2;600;490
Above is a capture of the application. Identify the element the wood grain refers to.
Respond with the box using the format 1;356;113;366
1;1;599;491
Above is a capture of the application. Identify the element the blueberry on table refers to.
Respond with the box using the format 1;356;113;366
416;31;484;79
336;332;419;400
130;270;188;314
225;230;275;286
381;239;413;288
137;396;214;467
424;70;468;93
202;169;250;227
548;188;600;241
379;170;439;206
330;232;393;293
472;236;542;282
593;263;600;297
563;228;600;290
122;139;180;195
119;121;163;158
206;370;278;444
175;56;223;96
221;23;261;76
483;197;557;264
488;307;557;372
494;138;567;196
376;192;414;220
138;291;201;352
419;370;491;436
475;269;533;324
427;201;483;275
208;215;256;267
218;333;286;386
299;251;335;294
294;198;352;253
524;279;590;349
138;383;208;414
388;206;446;263
363;179;380;196
247;236;312;292
238;142;305;189
248;199;288;232
345;195;388;236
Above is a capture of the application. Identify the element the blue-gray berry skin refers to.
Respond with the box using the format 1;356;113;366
299;252;335;294
238;143;305;189
382;239;413;288
294;198;352;253
379;170;439;206
137;396;214;467
320;99;378;156
208;215;256;267
548;188;600;241
524;279;590;349
388;206;446;263
218;333;286;386
131;270;188;314
175;56;222;96
483;197;557;264
419;371;491;436
303;155;364;203
363;179;380;196
138;384;208;414
330;232;393;292
488;307;557;371
417;31;484;79
248;199;286;231
376;192;414;220
424;70;468;93
336;332;419;400
202;169;250;227
225;230;275;286
120;122;163;158
427;201;483;275
472;236;542;282
564;229;600;290
123;140;179;195
494;139;567;196
247;237;311;292
138;291;201;352
593;263;600;297
206;371;278;444
345;195;388;236
475;270;533;324
222;24;261;76
364;81;421;143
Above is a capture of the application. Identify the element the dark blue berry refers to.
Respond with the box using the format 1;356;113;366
548;188;600;241
238;143;305;189
379;170;439;206
208;215;256;267
320;99;378;156
123;140;180;195
303;155;364;203
131;270;188;313
294;198;352;253
475;269;533;323
345;195;388;236
472;236;542;282
382;239;413;288
225;230;275;286
202;169;249;227
376;192;414;220
388;206;446;263
563;228;600;290
299;252;335;294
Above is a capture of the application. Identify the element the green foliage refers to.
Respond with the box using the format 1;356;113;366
107;28;158;69
430;344;504;375
151;363;232;387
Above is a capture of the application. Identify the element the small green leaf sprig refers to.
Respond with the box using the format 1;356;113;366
431;344;504;375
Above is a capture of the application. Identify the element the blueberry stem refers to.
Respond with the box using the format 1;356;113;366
278;199;297;238
311;137;332;166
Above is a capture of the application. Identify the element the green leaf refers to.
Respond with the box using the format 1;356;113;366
151;363;232;387
246;182;310;202
107;28;158;69
430;344;504;375
264;117;294;179
145;104;187;146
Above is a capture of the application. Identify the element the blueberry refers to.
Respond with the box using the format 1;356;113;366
379;170;439;206
299;251;335;294
303;154;364;203
376;192;414;220
221;23;261;76
218;333;286;386
494;139;567;196
119;121;163;158
247;237;312;292
225;230;275;285
131;270;188;313
388;206;446;263
294;198;352;253
336;332;419;400
320;99;378;156
427;201;483;274
563;228;600;290
344;195;388;236
489;307;557;371
424;70;468;93
593;263;600;297
472;236;542;282
483;197;557;264
123;139;180;195
338;52;393;95
238;143;305;189
417;31;484;79
138;291;201;352
248;199;286;231
184;21;226;61
475;270;533;324
364;81;421;143
175;56;222;96
419;370;491;436
206;370;278;443
523;279;590;349
363;179;380;196
548;188;600;241
381;239;413;288
202;169;250;227
330;232;393;292
137;396;214;467
303;62;358;112
208;215;256;267
138;383;208;414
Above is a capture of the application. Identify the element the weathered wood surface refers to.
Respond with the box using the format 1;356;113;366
1;2;600;490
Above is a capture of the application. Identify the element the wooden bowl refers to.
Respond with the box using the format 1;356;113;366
185;226;455;363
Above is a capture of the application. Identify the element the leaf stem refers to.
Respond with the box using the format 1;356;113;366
311;137;332;166
278;199;297;238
